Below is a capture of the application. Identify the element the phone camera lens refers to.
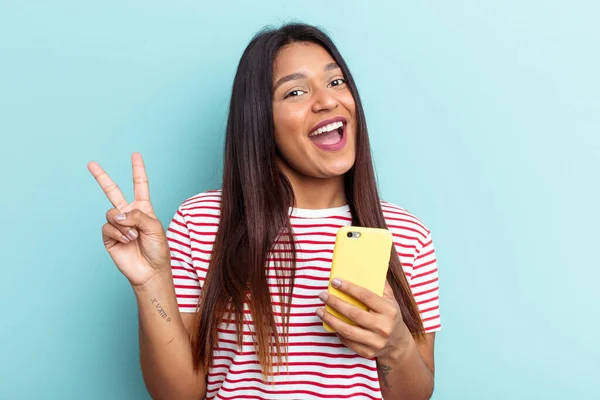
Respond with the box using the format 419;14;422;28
347;232;353;238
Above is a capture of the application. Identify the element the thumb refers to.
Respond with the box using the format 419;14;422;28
111;209;162;234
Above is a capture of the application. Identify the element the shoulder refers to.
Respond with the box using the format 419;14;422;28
168;190;222;265
380;200;431;255
168;189;222;237
178;189;222;220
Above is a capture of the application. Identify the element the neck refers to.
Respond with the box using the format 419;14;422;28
278;161;347;210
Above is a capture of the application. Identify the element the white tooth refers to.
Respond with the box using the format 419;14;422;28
311;121;344;137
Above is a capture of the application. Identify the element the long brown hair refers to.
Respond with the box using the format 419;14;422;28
191;23;425;377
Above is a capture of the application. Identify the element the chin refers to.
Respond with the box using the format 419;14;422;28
319;161;355;178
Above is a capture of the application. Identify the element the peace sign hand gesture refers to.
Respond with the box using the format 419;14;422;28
87;153;171;288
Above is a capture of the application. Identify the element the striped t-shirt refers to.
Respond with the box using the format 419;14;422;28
166;190;441;400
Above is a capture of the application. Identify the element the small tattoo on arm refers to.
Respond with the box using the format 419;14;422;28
151;297;171;322
377;362;393;389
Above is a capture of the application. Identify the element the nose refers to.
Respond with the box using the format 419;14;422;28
311;88;339;113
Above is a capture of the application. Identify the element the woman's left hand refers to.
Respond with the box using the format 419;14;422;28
316;278;412;363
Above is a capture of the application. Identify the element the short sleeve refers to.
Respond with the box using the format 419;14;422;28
410;232;441;332
166;207;202;313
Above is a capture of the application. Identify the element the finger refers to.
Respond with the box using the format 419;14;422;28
131;152;150;202
317;307;382;347
106;209;139;241
87;161;129;211
102;222;131;244
337;336;378;359
109;208;162;235
330;278;388;314
319;291;381;331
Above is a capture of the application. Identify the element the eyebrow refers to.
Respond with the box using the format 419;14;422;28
273;62;340;91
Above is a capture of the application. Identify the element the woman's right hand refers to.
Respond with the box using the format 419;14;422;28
87;152;171;288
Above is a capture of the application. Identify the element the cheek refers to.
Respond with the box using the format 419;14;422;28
340;91;356;113
273;104;308;150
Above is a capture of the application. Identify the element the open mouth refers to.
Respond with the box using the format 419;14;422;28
308;120;345;146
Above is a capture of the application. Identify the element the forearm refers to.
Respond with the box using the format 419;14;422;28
134;271;206;400
377;337;434;400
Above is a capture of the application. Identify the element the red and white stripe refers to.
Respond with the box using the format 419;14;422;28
166;190;441;399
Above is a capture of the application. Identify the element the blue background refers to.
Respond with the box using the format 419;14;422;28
1;1;598;399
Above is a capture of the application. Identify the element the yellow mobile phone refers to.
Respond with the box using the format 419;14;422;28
324;226;393;332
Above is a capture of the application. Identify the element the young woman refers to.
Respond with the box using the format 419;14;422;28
88;23;441;400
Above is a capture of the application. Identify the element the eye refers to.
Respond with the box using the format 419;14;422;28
328;78;346;88
284;89;306;99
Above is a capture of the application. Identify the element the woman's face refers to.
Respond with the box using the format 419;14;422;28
272;42;357;179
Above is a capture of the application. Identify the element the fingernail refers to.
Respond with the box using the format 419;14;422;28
121;235;130;243
318;292;329;302
332;278;342;288
316;308;324;318
116;213;126;221
127;229;138;240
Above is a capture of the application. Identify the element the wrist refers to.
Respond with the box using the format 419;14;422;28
131;269;173;296
378;331;417;367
